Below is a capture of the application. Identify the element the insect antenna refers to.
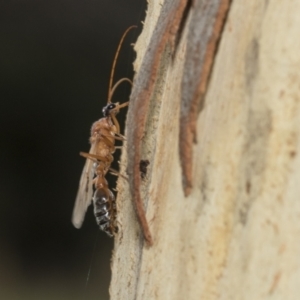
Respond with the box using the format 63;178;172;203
107;25;137;104
108;78;132;104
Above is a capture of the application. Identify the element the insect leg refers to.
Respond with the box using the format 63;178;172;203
114;132;126;140
109;101;129;135
109;167;128;181
99;133;125;142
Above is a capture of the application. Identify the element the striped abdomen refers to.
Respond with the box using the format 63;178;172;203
93;188;117;237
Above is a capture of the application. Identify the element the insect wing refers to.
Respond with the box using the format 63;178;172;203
72;144;96;228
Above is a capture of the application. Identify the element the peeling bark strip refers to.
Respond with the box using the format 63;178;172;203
126;0;189;246
180;0;231;195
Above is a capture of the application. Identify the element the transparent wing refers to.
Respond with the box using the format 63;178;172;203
72;144;96;228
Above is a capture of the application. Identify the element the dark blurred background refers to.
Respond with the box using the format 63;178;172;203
0;1;146;299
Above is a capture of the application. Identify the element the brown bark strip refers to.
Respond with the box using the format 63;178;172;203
126;0;189;246
180;0;231;196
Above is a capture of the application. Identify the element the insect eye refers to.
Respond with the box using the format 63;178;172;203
102;103;117;117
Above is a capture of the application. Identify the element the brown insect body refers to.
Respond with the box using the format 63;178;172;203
91;116;117;189
90;107;118;236
72;27;135;237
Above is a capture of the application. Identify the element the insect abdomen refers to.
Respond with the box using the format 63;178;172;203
93;188;117;237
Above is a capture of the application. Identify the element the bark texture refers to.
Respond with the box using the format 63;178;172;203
111;0;300;299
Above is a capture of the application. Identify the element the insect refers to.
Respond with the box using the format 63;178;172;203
72;26;136;236
139;159;150;180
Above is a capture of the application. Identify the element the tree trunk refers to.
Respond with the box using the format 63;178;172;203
111;0;300;299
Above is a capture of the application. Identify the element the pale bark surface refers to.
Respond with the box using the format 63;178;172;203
110;0;300;299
